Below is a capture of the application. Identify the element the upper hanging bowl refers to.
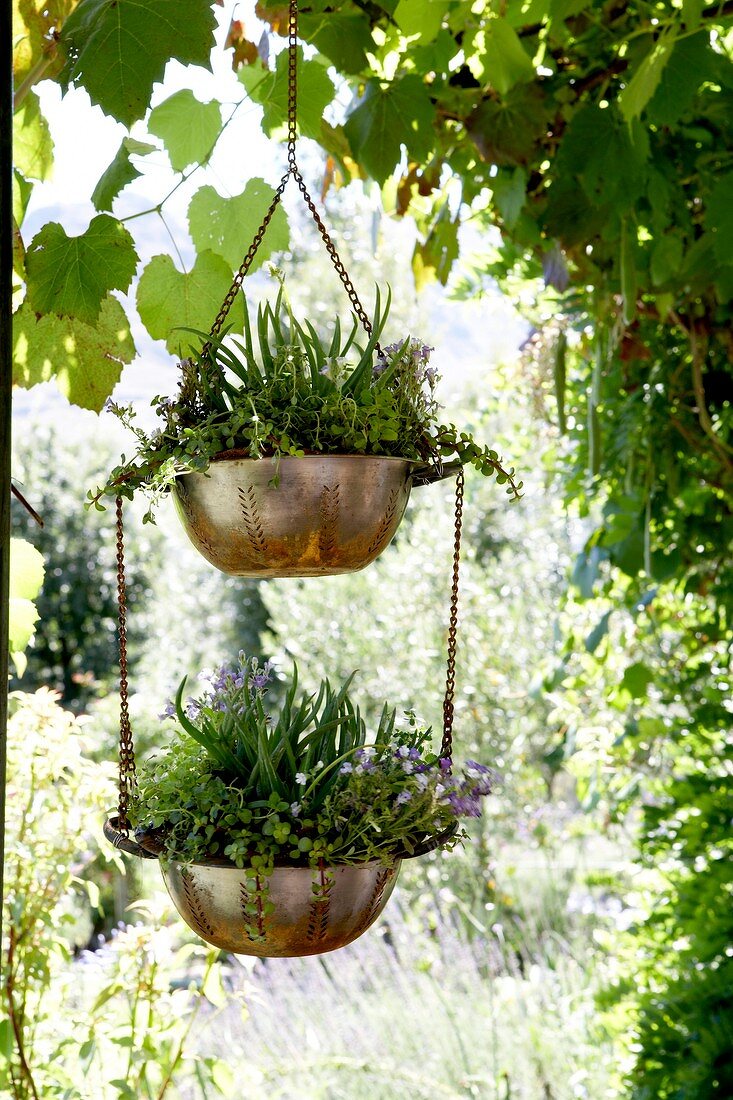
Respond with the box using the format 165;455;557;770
172;452;457;577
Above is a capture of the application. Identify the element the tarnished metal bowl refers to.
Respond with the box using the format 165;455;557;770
172;453;452;576
104;815;454;957
161;859;400;957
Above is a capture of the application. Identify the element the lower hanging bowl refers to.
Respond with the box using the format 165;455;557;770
103;817;399;957
163;859;400;957
171;453;455;577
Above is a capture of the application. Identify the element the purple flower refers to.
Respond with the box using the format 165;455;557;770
464;761;498;796
158;701;176;721
395;790;412;806
447;792;482;818
439;757;452;772
339;762;353;775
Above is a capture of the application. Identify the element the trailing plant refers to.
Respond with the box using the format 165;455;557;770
91;280;522;519
130;653;497;875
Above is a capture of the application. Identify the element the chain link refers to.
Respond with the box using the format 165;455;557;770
440;467;464;761
205;0;377;348
115;497;137;834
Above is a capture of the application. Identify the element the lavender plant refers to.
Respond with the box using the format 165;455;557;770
91;278;522;517
129;653;497;874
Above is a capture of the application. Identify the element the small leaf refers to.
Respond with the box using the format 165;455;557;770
136;251;234;354
240;49;335;140
25;215;138;323
148;90;223;172
585;610;612;654
91;138;157;212
619;30;677;122
188;179;289;271
468;18;534;96
620;662;655;699
9;539;44;601
12;90;53;181
394;0;450;43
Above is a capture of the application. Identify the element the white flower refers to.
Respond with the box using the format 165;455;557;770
401;761;414;774
295;772;308;785
339;763;353;775
415;773;429;790
290;802;301;818
315;760;324;770
397;745;410;758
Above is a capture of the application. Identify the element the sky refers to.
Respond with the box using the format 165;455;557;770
13;1;528;431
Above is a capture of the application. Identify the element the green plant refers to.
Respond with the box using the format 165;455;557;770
130;653;497;875
91;279;522;517
1;690;233;1100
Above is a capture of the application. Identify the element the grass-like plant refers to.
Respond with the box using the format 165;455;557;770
92;278;522;518
130;653;497;874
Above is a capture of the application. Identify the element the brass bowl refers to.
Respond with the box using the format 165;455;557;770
172;453;455;577
161;858;400;957
103;816;451;958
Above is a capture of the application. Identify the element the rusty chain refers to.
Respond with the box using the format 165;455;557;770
115;496;137;834
440;467;464;762
205;0;376;351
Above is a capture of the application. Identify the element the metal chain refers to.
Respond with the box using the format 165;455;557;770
205;0;377;346
115;497;137;834
440;467;464;761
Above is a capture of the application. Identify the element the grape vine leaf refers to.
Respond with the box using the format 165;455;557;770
646;32;711;126
91;137;157;211
240;49;335;140
59;0;217;127
344;75;435;185
9;538;45;676
12;296;136;411
136;251;234;354
299;10;373;74
148;91;223;172
13;91;53;181
12;169;33;226
467;18;534;95
618;30;676;122
394;0;450;43
25;214;138;323
188;180;290;271
557;104;646;209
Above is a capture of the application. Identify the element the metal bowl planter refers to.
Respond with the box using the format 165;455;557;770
104;818;400;957
172;453;455;577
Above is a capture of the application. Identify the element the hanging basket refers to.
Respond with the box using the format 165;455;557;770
104;817;410;957
172;453;455;576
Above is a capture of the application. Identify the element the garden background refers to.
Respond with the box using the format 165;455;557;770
5;0;732;1097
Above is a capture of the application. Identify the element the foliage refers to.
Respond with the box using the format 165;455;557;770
93;281;522;512
1;690;232;1099
10;0;733;1091
7;537;44;677
10;425;151;709
195;902;616;1100
131;653;496;876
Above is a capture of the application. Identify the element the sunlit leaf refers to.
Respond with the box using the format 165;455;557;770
59;0;217;127
25;215;138;323
188;179;289;271
148;90;222;172
136;251;234;354
12;295;135;410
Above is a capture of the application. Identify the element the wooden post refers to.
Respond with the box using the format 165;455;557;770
1;0;14;944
